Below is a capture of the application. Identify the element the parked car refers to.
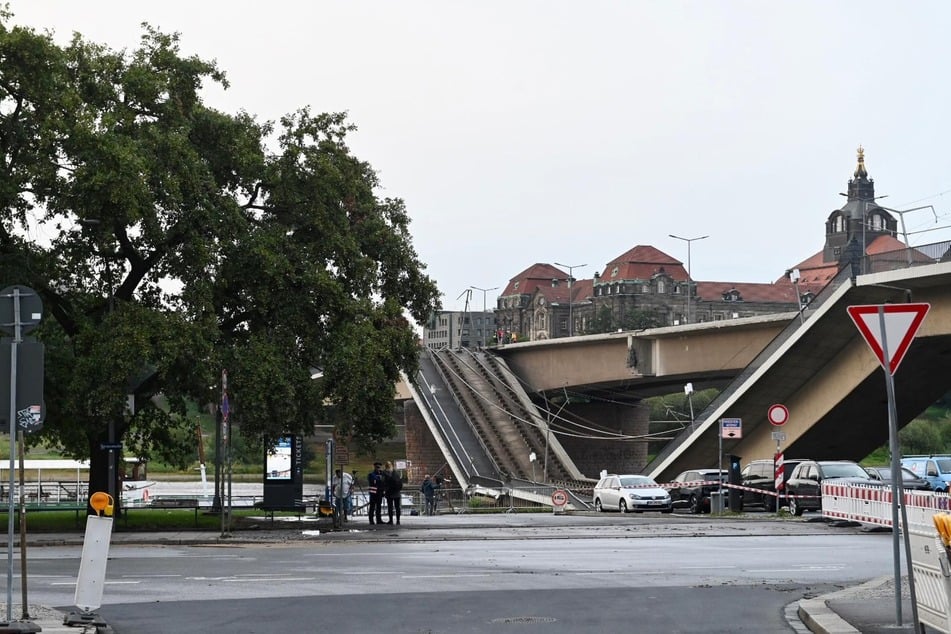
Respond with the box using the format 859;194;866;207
864;466;933;491
668;469;728;514
740;458;806;511
785;459;880;516
593;474;672;513
900;456;951;492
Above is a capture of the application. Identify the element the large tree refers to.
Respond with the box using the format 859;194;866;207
0;15;440;509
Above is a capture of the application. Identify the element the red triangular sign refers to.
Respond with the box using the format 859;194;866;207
847;303;930;375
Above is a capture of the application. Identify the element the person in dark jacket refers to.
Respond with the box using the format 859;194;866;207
367;462;385;525
421;474;441;516
384;461;403;525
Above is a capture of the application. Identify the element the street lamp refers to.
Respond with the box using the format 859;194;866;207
684;382;695;430
669;234;708;324
553;262;586;337
470;285;498;348
787;268;805;325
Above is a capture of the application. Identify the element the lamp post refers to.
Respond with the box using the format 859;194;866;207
470;285;498;348
787;268;805;325
553;262;586;337
684;382;695;430
669;234;708;324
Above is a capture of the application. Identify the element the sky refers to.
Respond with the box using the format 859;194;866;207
9;1;951;312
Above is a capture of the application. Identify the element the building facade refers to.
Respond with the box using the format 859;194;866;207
422;310;496;350
496;148;906;342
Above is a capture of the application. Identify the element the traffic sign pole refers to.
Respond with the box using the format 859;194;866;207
849;303;928;629
879;306;919;629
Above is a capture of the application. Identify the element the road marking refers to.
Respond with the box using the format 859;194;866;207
401;574;494;579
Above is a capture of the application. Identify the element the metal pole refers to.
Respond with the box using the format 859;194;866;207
17;431;29;619
6;288;21;623
878;306;921;631
717;420;723;514
554;263;585;337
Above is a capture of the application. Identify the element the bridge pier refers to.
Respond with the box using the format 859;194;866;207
557;400;649;477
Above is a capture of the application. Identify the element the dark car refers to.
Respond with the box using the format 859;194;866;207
669;469;728;514
864;466;932;491
785;459;880;516
740;458;806;511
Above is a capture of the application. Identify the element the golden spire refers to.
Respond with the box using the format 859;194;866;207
854;145;867;179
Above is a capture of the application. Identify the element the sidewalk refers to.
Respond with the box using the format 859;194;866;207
0;513;933;633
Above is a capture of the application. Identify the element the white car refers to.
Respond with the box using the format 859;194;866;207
593;474;673;513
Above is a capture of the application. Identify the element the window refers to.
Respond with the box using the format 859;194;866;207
833;246;841;258
641;284;650;293
611;266;619;278
673;284;681;295
656;279;665;294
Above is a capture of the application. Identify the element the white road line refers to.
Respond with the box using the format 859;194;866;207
401;574;494;579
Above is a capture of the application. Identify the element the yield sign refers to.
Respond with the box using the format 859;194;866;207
847;303;930;375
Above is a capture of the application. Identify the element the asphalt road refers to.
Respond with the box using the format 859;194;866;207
17;515;901;633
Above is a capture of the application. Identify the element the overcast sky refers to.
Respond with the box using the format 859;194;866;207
10;1;951;311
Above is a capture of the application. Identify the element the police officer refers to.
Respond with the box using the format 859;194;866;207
367;462;385;525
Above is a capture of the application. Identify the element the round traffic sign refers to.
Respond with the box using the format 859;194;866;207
551;489;568;506
768;404;789;426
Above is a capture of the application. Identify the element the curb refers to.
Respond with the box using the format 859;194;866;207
798;576;893;634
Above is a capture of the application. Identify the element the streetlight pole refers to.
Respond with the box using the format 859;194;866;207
669;234;708;324
470;285;498;348
554;262;586;337
787;268;805;325
684;382;695;430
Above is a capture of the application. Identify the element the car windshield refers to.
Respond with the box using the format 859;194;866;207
822;462;868;479
619;475;656;487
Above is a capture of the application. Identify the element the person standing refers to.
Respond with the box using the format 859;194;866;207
384;461;403;525
421;474;440;516
367;462;385;525
332;469;353;521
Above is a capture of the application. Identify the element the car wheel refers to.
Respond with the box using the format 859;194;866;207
789;497;804;516
688;494;700;514
619;500;628;513
595;498;604;512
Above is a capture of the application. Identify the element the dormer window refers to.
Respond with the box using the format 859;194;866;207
514;281;520;290
611;266;619;278
722;289;742;302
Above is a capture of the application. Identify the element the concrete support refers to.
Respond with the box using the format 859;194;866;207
557;401;649;477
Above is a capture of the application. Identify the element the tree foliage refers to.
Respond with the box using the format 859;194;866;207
0;15;440;496
586;305;662;334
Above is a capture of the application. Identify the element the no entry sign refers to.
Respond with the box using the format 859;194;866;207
767;404;789;426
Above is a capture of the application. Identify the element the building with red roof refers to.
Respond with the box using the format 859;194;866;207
492;147;920;342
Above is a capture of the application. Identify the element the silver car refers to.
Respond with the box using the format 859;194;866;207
593;474;673;513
